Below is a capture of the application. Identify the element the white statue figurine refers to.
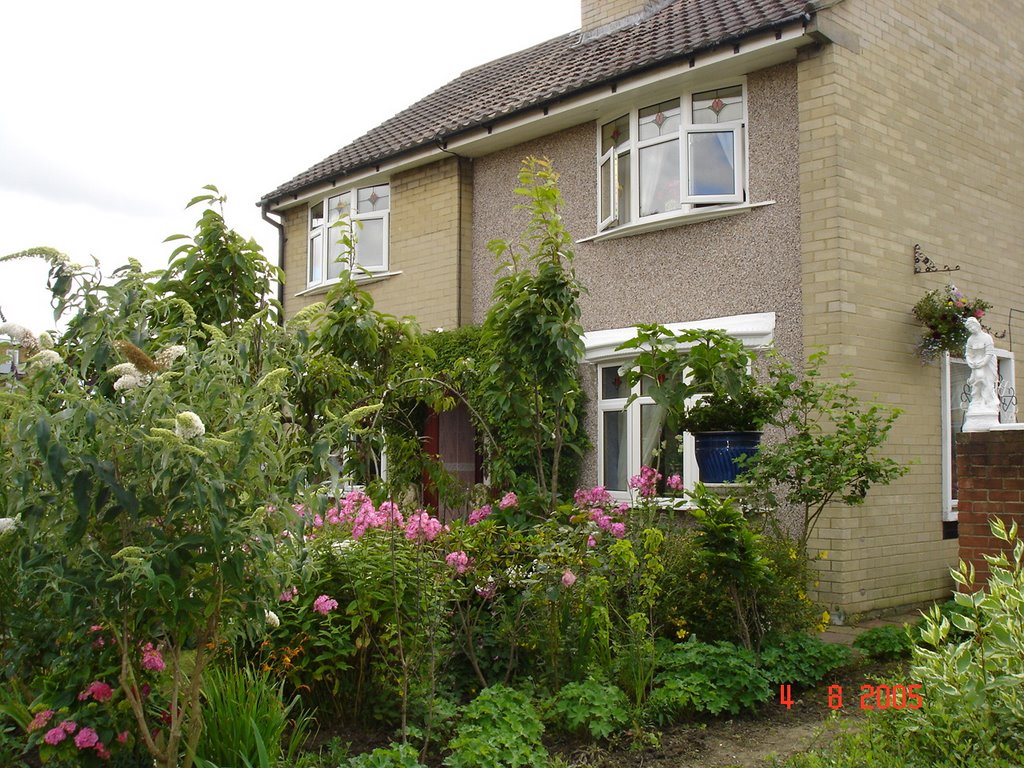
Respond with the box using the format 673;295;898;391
963;316;999;431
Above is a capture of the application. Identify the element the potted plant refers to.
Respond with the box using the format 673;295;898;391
618;324;777;483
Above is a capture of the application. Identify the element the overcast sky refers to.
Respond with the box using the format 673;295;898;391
0;0;581;333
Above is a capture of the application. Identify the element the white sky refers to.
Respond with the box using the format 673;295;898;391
0;0;581;333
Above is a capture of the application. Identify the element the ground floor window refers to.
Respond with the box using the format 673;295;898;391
597;362;697;495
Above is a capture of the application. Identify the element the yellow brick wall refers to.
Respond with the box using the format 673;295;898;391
799;0;1024;617
581;0;647;32
280;157;469;331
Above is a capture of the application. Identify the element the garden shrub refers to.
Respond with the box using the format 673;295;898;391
851;624;913;661
546;676;630;741
346;742;427;768
651;637;772;717
759;634;851;689
444;685;548;768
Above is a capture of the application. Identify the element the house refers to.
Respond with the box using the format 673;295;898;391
259;0;1024;619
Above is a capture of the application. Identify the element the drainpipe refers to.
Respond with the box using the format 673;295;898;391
261;204;286;326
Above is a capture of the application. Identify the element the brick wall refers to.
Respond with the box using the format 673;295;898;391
799;0;1024;616
956;429;1024;587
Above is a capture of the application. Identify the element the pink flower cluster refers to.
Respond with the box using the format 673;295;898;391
666;473;684;491
628;465;662;498
27;709;54;732
467;504;492;526
498;492;518;510
78;681;114;703
446;551;471;575
42;719;111;758
572;486;629;543
279;585;299;602
313;594;339;615
588;506;627;539
141;643;165;672
405;510;446;542
561;569;577;588
574;486;614;507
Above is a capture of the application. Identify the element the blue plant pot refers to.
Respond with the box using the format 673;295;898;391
693;431;762;483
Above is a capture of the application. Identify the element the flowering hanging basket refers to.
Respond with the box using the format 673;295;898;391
912;284;991;362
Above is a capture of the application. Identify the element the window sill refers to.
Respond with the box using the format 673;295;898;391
294;270;403;298
577;201;775;244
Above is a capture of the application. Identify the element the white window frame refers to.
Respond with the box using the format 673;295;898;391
596;359;698;499
307;183;390;289
584;312;775;501
941;349;1016;520
596;80;747;233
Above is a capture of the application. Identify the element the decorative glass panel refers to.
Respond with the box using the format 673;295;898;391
640;139;681;216
639;99;681;141
687;131;736;197
357;184;390;213
603;410;628;491
309;200;324;231
601;366;628;400
692;86;743;124
949;359;970;501
355;217;385;270
601;115;629;153
308;233;322;284
328;192;351;223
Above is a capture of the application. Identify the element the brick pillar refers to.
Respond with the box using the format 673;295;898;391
956;429;1024;587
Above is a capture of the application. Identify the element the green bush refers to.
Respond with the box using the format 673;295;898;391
546;676;630;741
444;686;548;768
852;625;913;661
650;638;772;717
759;633;851;689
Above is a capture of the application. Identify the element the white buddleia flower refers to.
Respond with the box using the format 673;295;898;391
0;322;30;341
175;411;206;440
109;362;141;377
37;331;54;350
28;349;62;369
0;517;20;535
154;345;186;370
114;373;143;392
265;609;280;628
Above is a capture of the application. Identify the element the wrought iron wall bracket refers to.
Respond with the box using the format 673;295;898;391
913;243;960;274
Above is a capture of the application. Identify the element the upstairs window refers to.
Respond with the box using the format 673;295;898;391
307;183;390;288
598;85;745;232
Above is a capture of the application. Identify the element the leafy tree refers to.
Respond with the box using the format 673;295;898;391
480;157;588;507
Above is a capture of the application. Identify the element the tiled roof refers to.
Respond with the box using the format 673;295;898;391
262;0;813;205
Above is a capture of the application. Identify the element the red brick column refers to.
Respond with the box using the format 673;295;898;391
956;429;1024;587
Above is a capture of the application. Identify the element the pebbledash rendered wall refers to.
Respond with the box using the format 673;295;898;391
470;61;804;489
280;157;473;331
797;0;1024;617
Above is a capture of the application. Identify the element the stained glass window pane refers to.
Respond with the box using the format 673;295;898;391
355;218;385;270
692;86;743;124
688;131;736;196
328;192;351;223
309;233;322;284
640;139;681;216
601;366;629;400
357;184;390;214
601;115;629;153
309;200;324;231
603;410;628;491
639;99;681;141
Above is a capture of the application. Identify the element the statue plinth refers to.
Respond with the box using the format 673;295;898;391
963;406;999;433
